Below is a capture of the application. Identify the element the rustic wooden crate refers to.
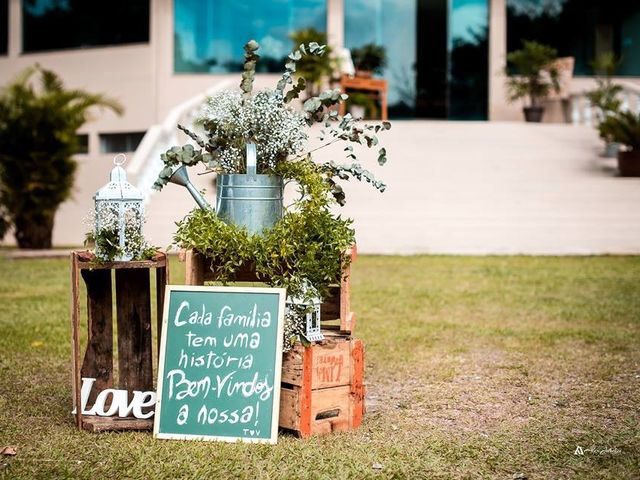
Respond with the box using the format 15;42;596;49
69;251;168;431
182;245;357;334
278;337;365;437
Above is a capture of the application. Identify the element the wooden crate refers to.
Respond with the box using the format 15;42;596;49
279;337;365;437
70;251;168;431
182;246;357;334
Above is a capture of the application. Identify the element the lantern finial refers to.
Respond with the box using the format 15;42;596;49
113;153;126;166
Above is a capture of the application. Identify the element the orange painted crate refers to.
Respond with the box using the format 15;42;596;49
279;336;365;437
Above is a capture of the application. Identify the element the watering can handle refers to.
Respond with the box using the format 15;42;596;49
246;143;257;175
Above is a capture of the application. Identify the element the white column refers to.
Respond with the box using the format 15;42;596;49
8;0;21;57
327;0;344;50
488;0;507;121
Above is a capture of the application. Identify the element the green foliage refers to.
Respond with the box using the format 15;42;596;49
288;28;336;98
597;111;640;150
586;53;623;133
587;82;623;122
351;43;387;74
0;65;123;248
154;143;214;189
174;157;355;302
506;41;560;106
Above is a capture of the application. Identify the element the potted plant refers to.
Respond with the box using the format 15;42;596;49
598;111;640;177
345;91;378;119
350;43;387;78
586;53;623;157
506;41;560;122
153;40;391;349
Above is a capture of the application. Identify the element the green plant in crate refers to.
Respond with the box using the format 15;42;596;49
174;158;356;350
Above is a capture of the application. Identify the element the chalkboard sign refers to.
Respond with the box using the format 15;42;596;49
154;285;286;444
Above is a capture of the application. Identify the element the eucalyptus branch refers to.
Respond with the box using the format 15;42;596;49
240;40;260;97
277;42;326;101
177;123;205;148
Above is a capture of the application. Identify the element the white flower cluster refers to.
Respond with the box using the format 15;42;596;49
198;89;307;172
87;204;150;261
283;308;307;353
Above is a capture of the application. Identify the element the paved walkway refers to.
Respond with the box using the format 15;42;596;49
6;121;639;255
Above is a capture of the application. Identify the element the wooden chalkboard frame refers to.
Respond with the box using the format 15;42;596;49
154;285;286;444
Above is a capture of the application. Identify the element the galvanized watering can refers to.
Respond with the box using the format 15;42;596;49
168;143;283;235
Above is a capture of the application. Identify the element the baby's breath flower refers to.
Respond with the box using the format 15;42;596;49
88;205;152;262
198;89;307;173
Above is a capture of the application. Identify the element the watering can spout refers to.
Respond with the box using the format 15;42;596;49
168;165;212;211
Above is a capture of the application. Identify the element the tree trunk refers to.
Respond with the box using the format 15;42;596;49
14;210;55;249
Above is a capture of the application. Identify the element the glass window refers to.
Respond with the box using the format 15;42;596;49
507;0;640;76
448;0;489;120
0;0;7;55
174;0;326;73
22;0;149;53
76;134;89;154
345;0;488;120
99;132;145;154
346;0;417;117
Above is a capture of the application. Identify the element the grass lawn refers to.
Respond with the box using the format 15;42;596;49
0;255;638;479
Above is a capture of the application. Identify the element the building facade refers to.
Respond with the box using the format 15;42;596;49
1;0;639;156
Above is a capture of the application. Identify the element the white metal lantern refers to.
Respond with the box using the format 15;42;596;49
93;154;144;261
286;282;324;343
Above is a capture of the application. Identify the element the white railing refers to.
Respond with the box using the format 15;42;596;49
128;79;233;202
571;80;640;126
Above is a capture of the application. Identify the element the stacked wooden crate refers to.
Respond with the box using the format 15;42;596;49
183;246;364;437
69;251;168;431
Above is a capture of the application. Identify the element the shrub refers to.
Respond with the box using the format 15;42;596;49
0;65;123;248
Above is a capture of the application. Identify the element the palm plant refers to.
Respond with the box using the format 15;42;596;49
506;40;560;120
586;53;623;123
598;111;640;151
598;111;640;176
0;65;123;248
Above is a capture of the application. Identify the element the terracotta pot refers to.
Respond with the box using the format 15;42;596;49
523;106;544;123
617;150;640;177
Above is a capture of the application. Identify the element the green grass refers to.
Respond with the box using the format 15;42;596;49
1;255;639;479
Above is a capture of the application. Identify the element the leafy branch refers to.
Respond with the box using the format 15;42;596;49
240;40;260;97
276;42;326;102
